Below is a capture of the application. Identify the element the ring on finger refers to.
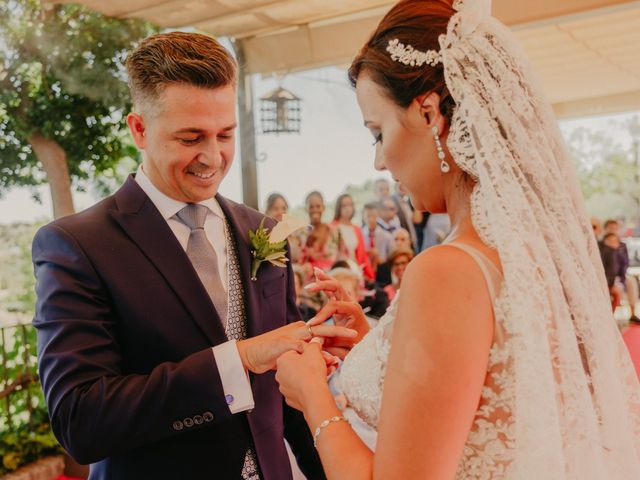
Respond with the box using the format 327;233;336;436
306;324;314;339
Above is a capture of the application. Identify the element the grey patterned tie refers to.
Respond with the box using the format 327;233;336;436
223;220;261;480
176;204;228;327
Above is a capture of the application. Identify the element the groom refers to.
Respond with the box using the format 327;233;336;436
32;32;326;479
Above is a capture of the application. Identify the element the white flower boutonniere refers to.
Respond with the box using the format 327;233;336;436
249;214;307;280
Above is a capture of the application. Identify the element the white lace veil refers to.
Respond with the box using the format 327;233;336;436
436;0;640;477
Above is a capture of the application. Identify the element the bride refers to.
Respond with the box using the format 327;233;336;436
275;0;640;478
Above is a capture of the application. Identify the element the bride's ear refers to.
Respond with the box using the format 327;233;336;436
416;92;446;134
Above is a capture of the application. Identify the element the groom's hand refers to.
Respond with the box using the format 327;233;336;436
236;322;356;374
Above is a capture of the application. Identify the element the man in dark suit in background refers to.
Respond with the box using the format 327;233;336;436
602;219;640;323
32;32;354;479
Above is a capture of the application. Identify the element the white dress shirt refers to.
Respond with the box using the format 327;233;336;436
135;165;254;413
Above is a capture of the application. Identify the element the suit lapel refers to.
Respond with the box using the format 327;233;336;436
109;176;227;345
216;195;263;338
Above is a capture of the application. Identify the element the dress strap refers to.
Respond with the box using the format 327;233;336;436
444;242;503;301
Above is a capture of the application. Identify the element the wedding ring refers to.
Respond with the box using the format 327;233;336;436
306;324;314;339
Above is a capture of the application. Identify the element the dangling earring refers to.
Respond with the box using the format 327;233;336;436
432;126;450;173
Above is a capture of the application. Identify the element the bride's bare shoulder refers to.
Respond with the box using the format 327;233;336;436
407;243;491;283
397;244;495;333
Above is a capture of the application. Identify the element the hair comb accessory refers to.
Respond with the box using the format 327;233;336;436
387;0;490;69
386;39;441;67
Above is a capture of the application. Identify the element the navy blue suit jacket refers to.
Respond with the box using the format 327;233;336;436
32;176;324;479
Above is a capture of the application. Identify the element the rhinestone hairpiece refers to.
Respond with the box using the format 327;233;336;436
386;38;442;67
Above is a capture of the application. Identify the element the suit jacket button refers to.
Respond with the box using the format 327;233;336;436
194;415;204;425
203;411;214;422
184;417;194;428
172;420;184;431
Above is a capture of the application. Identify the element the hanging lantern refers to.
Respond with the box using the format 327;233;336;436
259;87;301;134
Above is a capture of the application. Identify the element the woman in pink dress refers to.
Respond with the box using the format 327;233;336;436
330;194;374;280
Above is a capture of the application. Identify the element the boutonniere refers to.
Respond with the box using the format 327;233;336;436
249;214;307;280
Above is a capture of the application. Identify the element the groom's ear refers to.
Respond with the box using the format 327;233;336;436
127;112;146;149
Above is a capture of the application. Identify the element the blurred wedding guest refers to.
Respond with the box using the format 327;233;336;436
383;248;414;302
303;223;338;274
604;219;629;275
393;182;421;249
600;233;622;311
373;178;392;202
591;217;603;240
300;191;341;275
377;198;401;233
361;203;394;267
331;193;374;280
414;212;429;253
330;260;389;320
376;178;415;239
264;192;288;222
328;266;361;303
422;213;451;249
292;265;317;321
264;192;304;263
373;178;422;238
393;228;413;252
305;190;325;227
603;219;639;323
362;202;394;285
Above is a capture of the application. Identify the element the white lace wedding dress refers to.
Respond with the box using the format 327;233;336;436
339;242;513;479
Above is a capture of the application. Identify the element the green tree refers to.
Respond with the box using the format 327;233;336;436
0;0;157;218
563;115;640;223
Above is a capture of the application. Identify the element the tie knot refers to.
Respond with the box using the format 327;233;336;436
177;204;209;230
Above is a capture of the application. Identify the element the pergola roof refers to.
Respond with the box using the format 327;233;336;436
45;0;640;118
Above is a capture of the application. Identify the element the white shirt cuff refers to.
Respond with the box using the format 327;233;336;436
211;340;255;414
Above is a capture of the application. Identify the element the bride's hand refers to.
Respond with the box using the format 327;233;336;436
276;342;329;411
306;266;370;332
307;300;371;359
306;267;353;301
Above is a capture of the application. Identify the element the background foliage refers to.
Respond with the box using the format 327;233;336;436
0;0;156;197
0;322;60;475
563;114;640;223
0;222;58;474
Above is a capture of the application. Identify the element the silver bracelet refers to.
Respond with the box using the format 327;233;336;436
313;415;349;448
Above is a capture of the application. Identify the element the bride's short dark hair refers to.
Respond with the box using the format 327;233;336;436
348;0;456;123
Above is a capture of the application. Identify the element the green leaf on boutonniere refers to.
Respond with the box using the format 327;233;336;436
248;215;308;280
249;218;288;280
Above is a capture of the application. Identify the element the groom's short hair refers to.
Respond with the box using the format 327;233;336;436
126;31;237;114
